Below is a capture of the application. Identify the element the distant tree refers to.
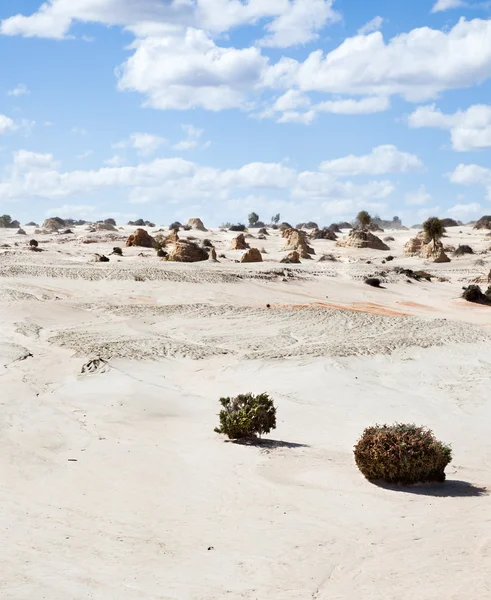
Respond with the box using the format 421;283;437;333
0;215;12;228
248;212;260;227
423;217;445;245
271;213;280;225
356;211;372;231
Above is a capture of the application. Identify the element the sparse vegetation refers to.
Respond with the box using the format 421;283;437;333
364;278;381;287
356;211;372;231
214;393;277;440
423;217;445;245
462;285;491;305
271;213;280;225
248;212;260;227
454;245;474;256
228;223;247;232
354;424;452;484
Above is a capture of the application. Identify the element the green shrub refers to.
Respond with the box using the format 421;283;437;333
354;423;452;484
214;393;277;440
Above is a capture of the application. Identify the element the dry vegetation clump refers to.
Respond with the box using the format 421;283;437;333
310;227;337;241
462;285;491;304
364;278;381;287
354;424;452;484
318;253;337;262
454;245;474;256
228;224;247;232
111;247;123;256
214;393;277;440
258;227;269;235
384;236;395;242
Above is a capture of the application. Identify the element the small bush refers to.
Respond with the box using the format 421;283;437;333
462;284;491;304
229;224;247;232
169;221;182;230
354;423;452;484
385;255;394;261
214;393;277;440
364;277;381;287
454;244;474;256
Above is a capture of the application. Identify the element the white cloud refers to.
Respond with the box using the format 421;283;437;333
357;16;383;36
405;185;432;206
13;150;59;169
449;163;491;199
0;0;337;48
431;0;466;13
258;0;340;48
264;93;389;123
447;202;481;218
265;18;491;103
7;83;30;96
117;26;268;111
46;204;96;218
0;115;17;135
408;103;491;151
173;124;206;151
130;132;166;156
319;145;423;176
0;148;397;216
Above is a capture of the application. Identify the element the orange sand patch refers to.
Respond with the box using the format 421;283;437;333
271;302;410;317
398;301;438;311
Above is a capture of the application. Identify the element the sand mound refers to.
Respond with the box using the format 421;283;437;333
281;251;301;263
337;230;390;251
126;229;156;248
282;228;314;258
230;234;249;250
187;218;207;231
420;240;451;263
42;217;65;232
165;241;209;262
240;248;262;263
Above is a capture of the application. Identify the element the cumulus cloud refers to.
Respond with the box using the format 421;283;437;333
0;147;398;219
0;114;17;135
357;16;383;35
130;132;166;155
319;145;423;176
117;26;268;111
258;0;340;48
449;163;491;199
447;202;481;218
7;83;30;96
0;0;337;48
408;103;491;151
431;0;466;13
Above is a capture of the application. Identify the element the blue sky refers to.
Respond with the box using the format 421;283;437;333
1;0;491;226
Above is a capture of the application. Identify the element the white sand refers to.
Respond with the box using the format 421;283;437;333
1;224;490;599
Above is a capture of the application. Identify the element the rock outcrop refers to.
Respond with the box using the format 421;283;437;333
282;228;314;258
165;240;208;262
336;229;390;251
42;217;65;232
230;233;249;250
126;228;156;248
420;240;451;263
187;218;207;231
240;248;263;263
281;251;301;263
209;247;218;262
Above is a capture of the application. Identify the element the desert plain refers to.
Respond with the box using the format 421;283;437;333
0;220;490;600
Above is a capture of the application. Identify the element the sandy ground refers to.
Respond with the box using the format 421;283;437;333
1;223;490;599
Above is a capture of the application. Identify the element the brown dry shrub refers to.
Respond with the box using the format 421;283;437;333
354;424;452;484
